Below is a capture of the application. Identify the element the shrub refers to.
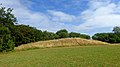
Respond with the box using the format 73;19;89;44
56;29;69;38
69;32;90;39
0;26;15;52
92;33;120;43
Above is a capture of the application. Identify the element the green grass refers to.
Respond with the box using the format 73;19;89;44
0;45;120;67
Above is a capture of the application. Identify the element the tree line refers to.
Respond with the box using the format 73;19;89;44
92;26;120;43
1;6;120;52
0;7;90;52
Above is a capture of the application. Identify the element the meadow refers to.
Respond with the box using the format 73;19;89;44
15;38;108;50
0;45;120;67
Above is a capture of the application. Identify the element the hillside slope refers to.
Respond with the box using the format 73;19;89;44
15;38;109;50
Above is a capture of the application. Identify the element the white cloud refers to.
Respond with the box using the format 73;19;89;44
76;1;120;34
1;0;120;35
48;10;76;22
0;0;77;32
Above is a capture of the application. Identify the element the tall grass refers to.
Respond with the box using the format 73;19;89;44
15;38;108;50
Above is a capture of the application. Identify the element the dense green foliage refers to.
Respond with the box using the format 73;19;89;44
69;32;90;39
42;31;59;40
0;26;14;52
12;27;90;47
92;26;120;43
11;25;43;46
0;7;16;52
113;26;120;34
56;29;69;38
0;7;16;28
0;6;90;51
1;46;120;67
69;32;80;37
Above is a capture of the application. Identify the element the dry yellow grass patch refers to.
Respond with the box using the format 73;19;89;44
15;38;109;50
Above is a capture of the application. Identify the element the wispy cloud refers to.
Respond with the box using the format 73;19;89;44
0;0;77;32
48;10;76;23
76;0;120;34
1;0;120;35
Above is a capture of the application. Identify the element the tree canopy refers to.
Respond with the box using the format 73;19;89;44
0;6;90;52
92;27;120;43
56;29;69;38
0;7;16;27
113;26;120;34
0;7;16;52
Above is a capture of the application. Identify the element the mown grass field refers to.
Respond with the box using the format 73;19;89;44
0;45;120;67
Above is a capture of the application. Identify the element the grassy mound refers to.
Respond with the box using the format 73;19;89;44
15;38;108;50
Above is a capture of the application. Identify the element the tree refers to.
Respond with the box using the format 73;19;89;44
56;29;69;38
0;6;16;52
92;26;120;43
92;33;110;42
69;32;90;39
11;25;43;46
69;32;80;38
42;31;59;40
0;26;14;52
79;34;90;39
92;32;120;43
113;26;120;34
0;7;17;27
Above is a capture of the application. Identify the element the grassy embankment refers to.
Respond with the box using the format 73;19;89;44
15;38;108;50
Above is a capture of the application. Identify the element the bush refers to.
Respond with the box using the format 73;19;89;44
69;32;90;39
56;29;69;38
0;26;15;52
10;25;43;46
92;33;120;43
69;32;80;38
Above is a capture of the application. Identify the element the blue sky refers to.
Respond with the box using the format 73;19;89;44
21;0;89;15
1;0;120;35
